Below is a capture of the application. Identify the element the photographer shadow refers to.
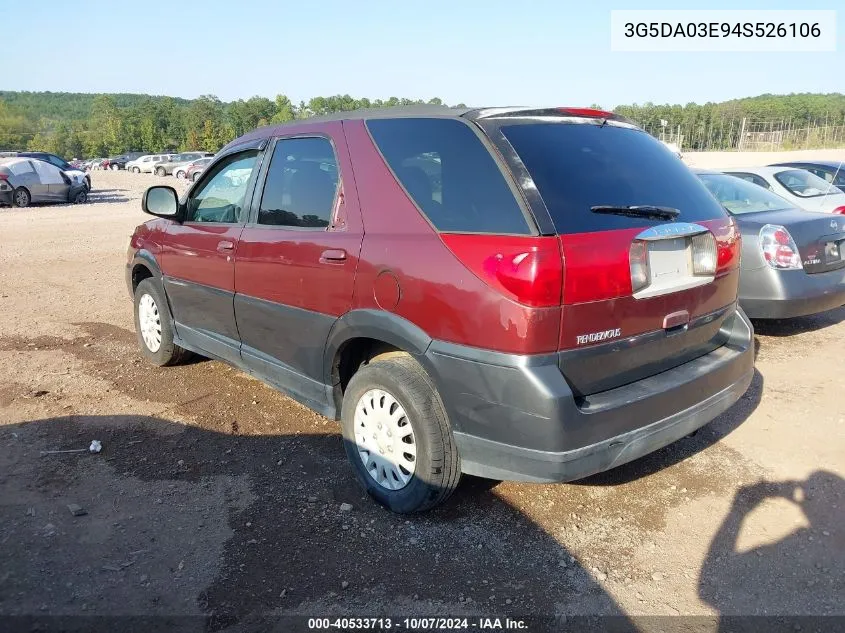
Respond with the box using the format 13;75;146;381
699;471;844;631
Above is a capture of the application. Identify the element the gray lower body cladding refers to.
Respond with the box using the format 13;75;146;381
423;308;755;483
739;265;845;319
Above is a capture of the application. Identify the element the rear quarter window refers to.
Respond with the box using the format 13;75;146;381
500;122;728;234
366;118;531;235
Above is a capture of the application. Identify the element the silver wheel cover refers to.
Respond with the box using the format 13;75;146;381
354;389;417;490
137;293;162;353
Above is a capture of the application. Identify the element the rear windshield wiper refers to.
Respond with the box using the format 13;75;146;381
590;205;680;221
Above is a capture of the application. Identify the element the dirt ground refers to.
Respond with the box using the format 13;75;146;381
0;161;843;631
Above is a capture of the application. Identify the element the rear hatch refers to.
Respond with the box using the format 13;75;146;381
736;209;845;274
477;110;741;397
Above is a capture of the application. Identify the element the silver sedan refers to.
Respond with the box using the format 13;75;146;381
697;169;845;319
0;158;87;207
720;165;845;214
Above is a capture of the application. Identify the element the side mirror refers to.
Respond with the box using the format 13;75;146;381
142;186;180;218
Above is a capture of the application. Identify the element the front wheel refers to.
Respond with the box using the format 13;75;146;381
175;170;185;179
132;167;140;174
133;278;191;366
192;171;201;182
13;187;30;208
341;355;461;513
155;167;166;177
71;190;87;204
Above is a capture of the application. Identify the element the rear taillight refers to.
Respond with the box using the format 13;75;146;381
629;240;649;292
833;206;845;215
691;232;718;276
759;224;802;270
710;217;741;275
0;173;8;181
440;234;562;307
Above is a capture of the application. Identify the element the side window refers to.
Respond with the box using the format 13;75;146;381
366;118;530;234
808;168;832;182
8;161;36;177
186;151;258;224
732;173;771;190
47;155;67;169
257;137;339;228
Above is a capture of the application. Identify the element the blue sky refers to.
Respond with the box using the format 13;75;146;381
5;0;843;108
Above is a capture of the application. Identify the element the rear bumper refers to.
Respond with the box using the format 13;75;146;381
0;189;13;206
423;307;754;483
740;266;845;319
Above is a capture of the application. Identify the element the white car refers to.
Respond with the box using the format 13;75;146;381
721;165;845;214
126;154;174;174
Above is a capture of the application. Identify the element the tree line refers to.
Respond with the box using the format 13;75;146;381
0;92;459;159
2;90;844;158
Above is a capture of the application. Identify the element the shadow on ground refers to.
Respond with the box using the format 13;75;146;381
86;189;130;205
700;471;844;630
751;305;845;337
0;415;630;633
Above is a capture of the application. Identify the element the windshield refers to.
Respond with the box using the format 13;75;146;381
699;173;792;215
499;122;727;233
774;169;843;198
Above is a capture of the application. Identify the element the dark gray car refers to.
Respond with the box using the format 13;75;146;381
697;169;845;318
0;157;87;207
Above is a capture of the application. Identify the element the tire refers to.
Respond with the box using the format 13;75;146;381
132;167;140;174
155;166;166;177
133;278;191;366
192;171;201;182
175;170;185;179
13;187;30;208
111;164;119;171
72;190;87;204
341;355;461;513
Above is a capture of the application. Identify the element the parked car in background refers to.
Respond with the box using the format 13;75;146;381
16;151;91;191
769;160;845;192
723;166;845;214
103;152;146;171
127;106;753;512
0;157;88;207
184;157;212;181
697;169;845;318
153;152;213;177
126;154;174;174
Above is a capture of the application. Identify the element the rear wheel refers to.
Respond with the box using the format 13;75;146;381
110;164;119;171
175;170;186;179
132;167;140;174
133;278;191;366
13;187;30;208
192;171;201;182
155;166;166;177
341;355;461;513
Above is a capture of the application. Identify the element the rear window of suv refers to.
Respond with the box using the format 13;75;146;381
366;118;531;235
500;123;727;234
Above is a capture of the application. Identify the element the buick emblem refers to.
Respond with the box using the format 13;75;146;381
832;219;839;231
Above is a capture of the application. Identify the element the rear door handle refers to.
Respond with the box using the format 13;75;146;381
319;249;347;264
217;240;235;252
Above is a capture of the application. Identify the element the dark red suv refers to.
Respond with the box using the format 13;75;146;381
127;106;754;512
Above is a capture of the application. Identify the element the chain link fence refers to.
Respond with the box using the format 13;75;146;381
636;114;845;152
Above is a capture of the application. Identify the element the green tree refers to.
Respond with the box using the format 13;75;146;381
271;94;296;123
